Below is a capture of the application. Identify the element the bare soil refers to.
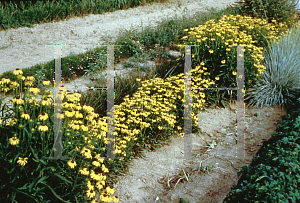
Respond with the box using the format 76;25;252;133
100;100;287;203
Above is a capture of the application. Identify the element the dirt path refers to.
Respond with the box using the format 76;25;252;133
105;100;287;203
0;0;237;75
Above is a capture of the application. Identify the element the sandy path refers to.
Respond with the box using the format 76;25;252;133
0;0;238;75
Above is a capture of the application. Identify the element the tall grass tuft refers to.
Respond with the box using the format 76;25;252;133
245;22;300;108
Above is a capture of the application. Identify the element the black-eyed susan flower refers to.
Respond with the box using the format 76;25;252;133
17;157;28;166
38;113;49;121
79;168;89;176
87;181;94;190
1;87;9;92
101;164;109;173
221;60;226;64
209;50;214;54
6;118;17;126
106;186;115;195
29;86;40;94
42;79;51;86
9;137;19;145
26;75;35;81
12;97;24;105
90;170;102;181
80;147;92;159
13;68;23;76
215;76;220;81
0;119;2;125
112;195;119;203
24;81;34;87
2;77;10;84
232;71;237;76
92;160;101;167
70;123;80;131
41;98;51;106
38;124;48;132
67;160;77;169
95;154;105;163
81;124;88;131
96;181;104;190
65;110;75;118
86;189;96;199
10;80;19;89
99;192;108;202
64;101;74;109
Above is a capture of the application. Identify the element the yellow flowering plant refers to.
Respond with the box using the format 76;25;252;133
0;71;121;203
177;14;297;108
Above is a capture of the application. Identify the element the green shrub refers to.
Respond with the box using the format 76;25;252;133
0;72;119;203
177;14;293;108
230;0;300;30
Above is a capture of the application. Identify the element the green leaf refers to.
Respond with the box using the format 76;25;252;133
53;173;72;185
40;182;71;203
36;176;49;186
18;182;30;190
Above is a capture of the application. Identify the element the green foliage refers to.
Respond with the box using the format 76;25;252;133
245;24;300;108
224;95;300;202
231;0;300;30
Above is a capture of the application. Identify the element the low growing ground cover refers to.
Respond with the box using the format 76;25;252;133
0;0;300;202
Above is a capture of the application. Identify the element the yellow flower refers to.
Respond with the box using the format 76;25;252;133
42;79;51;86
79;168;89;176
12;97;24;105
209;50;214;54
29;86;40;94
112;196;119;203
86;189;96;199
67;160;77;169
226;47;231;52
6;118;17;126
81;124;88;132
13;68;23;76
106;186;115;195
232;71;237;76
249;80;252;83
215;76;220;80
92;160;101;167
70;123;80;131
38;124;49;132
221;60;226;64
9;137;19;145
17;157;28;166
26;75;35;81
38;113;49;121
41;98;51;106
2;77;10;84
21;112;30;120
74;91;81;99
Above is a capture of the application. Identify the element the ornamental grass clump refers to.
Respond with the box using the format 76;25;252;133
177;14;295;108
245;23;300;108
0;69;120;203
